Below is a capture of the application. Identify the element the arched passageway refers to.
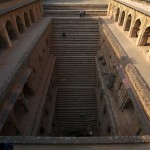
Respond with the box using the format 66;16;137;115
115;8;120;22
16;16;25;34
6;20;18;41
130;19;141;37
0;121;19;136
118;11;125;26
139;26;150;46
124;14;132;31
0;31;8;50
14;99;28;123
30;9;35;23
24;13;31;28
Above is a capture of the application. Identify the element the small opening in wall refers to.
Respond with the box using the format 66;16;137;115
103;106;107;115
40;126;45;135
107;125;111;135
99;121;101;126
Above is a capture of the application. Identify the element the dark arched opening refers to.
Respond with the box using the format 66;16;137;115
118;11;125;26
130;19;141;38
16;16;25;34
139;26;150;46
115;8;120;22
24;12;31;28
30;9;35;23
123;98;134;116
14;100;26;122
0;121;20;136
6;20;18;41
124;14;132;31
23;82;34;98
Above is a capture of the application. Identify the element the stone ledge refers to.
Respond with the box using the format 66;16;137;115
0;136;150;144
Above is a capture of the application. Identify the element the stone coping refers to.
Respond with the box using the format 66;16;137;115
114;0;150;16
42;0;108;5
0;0;38;15
42;3;108;7
0;18;51;102
0;136;150;144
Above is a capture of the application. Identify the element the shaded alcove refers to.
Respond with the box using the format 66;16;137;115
124;14;132;31
130;19;141;38
16;16;25;34
24;12;31;28
139;26;150;46
6;20;18;41
0;121;19;136
30;9;35;23
14;99;27;122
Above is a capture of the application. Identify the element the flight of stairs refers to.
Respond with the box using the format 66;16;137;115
52;18;99;136
43;3;107;17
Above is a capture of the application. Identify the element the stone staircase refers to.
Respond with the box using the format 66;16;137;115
43;3;107;17
52;18;99;136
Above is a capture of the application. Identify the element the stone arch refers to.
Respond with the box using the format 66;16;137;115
123;98;134;116
0;30;8;50
0;121;19;136
118;11;125;26
30;9;35;23
13;99;27;121
16;16;25;34
115;8;120;22
139;26;150;46
130;19;141;38
124;14;132;31
6;20;18;41
23;81;34;98
24;12;31;28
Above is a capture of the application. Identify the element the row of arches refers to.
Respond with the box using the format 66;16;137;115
110;6;150;46
0;9;36;50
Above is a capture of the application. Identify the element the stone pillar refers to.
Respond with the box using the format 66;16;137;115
122;13;128;30
107;1;112;16
136;17;147;45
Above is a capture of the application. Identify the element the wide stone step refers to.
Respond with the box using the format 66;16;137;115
43;4;108;10
53;36;99;39
53;41;99;45
44;10;106;17
53;18;98;23
53;28;99;31
52;44;99;48
53;24;99;27
52;35;99;39
56;83;96;86
52;52;97;56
